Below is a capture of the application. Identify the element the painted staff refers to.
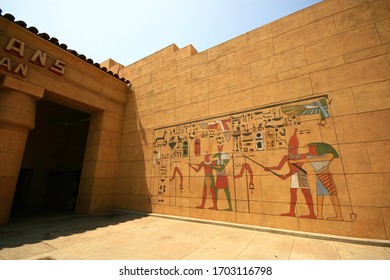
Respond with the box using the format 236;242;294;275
170;166;184;192
234;162;255;191
242;154;281;178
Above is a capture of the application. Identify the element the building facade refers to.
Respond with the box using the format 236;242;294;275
1;0;390;240
0;11;130;225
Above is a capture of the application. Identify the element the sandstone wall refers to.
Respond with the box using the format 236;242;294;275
114;0;390;239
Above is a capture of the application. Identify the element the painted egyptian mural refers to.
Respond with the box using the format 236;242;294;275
151;96;356;222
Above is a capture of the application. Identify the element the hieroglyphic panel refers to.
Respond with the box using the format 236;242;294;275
151;95;355;221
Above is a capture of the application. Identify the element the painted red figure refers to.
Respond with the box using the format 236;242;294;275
189;154;217;210
212;145;233;211
265;128;316;219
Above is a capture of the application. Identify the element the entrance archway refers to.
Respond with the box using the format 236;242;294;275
10;99;90;221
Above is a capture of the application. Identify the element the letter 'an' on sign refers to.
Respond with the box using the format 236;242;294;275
5;38;25;57
50;59;66;75
14;64;28;77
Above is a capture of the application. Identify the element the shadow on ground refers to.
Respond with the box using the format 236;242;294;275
0;211;147;249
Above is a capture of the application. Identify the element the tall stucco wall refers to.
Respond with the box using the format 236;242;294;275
115;0;390;239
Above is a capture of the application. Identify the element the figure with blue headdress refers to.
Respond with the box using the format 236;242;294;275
289;142;343;221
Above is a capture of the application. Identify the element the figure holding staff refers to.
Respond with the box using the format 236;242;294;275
264;129;316;219
289;142;343;220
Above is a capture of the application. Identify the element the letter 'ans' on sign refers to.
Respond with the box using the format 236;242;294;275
1;37;66;77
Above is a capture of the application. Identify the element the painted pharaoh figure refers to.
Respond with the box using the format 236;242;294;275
212;144;233;211
264;128;316;219
189;153;217;210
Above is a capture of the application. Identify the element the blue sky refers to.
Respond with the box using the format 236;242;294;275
2;0;321;66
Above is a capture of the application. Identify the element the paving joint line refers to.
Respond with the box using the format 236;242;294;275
112;209;390;248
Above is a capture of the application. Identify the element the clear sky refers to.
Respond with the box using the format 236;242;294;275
2;0;321;66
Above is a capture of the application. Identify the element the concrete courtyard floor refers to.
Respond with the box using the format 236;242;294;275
1;211;390;260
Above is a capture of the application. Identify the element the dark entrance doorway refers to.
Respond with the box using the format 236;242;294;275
10;99;90;221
